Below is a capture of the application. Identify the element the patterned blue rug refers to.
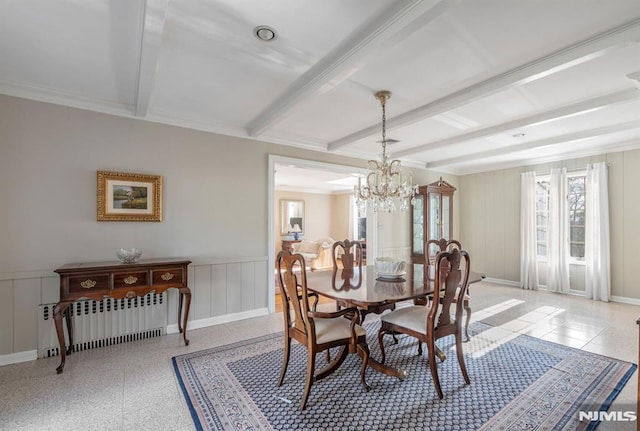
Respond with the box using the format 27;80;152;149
172;320;635;431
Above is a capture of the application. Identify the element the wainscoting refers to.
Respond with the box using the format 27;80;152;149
0;256;269;365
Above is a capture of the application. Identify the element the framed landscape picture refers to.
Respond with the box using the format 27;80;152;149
97;171;162;221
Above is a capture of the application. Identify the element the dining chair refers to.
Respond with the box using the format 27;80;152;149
331;238;363;270
276;250;371;410
332;239;396;317
276;262;319;311
426;238;472;341
377;247;471;399
331;239;364;296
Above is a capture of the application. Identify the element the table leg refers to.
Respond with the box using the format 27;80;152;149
366;356;407;380
417;341;446;362
178;292;184;334
53;301;72;374
358;306;407;381
315;346;348;380
178;287;191;346
65;305;74;353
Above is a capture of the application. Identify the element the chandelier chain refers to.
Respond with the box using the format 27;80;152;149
380;95;387;159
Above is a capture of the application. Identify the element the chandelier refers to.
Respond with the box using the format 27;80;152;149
354;90;418;213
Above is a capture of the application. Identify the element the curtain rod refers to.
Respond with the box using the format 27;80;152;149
533;162;611;176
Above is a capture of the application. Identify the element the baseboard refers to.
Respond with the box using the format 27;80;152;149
1;310;271;367
610;295;640;306
482;277;520;287
0;349;37;366
483;278;640;305
166;308;270;334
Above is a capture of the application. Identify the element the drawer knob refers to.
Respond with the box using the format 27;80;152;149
161;272;174;281
80;279;97;289
123;275;138;285
125;291;136;299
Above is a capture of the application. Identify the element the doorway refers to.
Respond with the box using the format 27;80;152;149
268;155;377;313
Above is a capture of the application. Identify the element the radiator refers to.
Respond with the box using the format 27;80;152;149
37;293;168;358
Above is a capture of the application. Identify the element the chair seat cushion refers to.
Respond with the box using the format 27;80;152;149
380;305;427;336
314;317;366;344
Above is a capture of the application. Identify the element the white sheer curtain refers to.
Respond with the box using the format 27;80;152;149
585;162;610;302
520;171;538;290
546;168;570;293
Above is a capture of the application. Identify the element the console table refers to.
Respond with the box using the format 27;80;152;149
281;239;301;253
53;257;192;374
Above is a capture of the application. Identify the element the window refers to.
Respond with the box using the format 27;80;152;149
352;196;367;241
535;172;586;261
567;175;585;259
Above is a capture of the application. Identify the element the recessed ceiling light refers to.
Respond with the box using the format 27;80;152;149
254;25;277;42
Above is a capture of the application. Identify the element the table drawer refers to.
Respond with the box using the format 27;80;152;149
68;274;110;294
151;268;185;286
113;271;149;289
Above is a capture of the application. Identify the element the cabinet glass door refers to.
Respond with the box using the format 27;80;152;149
442;195;450;239
428;192;440;240
412;194;424;254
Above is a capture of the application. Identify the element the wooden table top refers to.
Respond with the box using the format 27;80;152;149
305;264;484;311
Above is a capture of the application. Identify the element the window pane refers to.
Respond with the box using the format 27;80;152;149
568;175;586;259
535;180;549;257
570;211;584;225
570;227;585;242
571;243;585;258
537;244;547;256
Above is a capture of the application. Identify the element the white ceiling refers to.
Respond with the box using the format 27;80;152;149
2;0;640;182
275;164;359;194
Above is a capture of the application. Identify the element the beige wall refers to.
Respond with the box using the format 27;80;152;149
376;174;461;261
330;193;352;241
459;150;640;300
0;95;393;273
272;191;354;258
274;190;334;258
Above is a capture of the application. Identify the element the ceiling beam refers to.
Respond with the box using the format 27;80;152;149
426;120;640;168
135;0;169;117
328;18;640;151
392;88;639;158
246;0;454;137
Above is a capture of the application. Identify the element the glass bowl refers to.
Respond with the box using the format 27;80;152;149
116;248;142;263
374;257;406;275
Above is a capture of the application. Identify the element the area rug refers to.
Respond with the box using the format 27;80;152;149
172;321;636;431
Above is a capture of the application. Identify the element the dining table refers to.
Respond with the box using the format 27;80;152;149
305;263;485;380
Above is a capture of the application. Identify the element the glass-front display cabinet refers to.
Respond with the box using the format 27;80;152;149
410;177;456;264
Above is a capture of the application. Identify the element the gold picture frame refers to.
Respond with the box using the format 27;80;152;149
97;171;162;221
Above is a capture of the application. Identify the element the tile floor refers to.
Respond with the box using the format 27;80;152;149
0;281;638;430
